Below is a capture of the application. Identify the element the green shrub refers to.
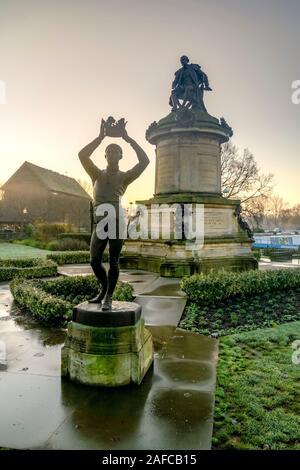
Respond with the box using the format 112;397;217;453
0;258;41;268
180;268;300;336
24;223;36;238
46;250;108;265
181;268;300;303
46;251;90;265
0;257;57;281
58;232;91;244
46;238;89;251
180;289;300;336
11;279;72;324
10;275;134;326
13;238;48;249
35;223;74;241
252;249;261;261
40;275;99;299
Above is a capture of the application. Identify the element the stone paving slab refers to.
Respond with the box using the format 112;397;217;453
45;326;217;450
0;282;218;450
0;373;72;449
136;295;186;327
259;260;300;270
139;277;185;297
57;265;159;295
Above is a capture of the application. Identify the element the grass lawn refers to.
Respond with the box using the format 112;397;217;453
0;242;51;259
213;321;300;450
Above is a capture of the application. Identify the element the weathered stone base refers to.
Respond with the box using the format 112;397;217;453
122;193;258;277
121;249;257;277
61;304;153;386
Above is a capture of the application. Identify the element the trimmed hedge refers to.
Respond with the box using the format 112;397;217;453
0;257;57;282
180;289;300;336
10;275;134;326
181;268;300;303
46;238;89;251
180;269;300;336
11;279;72;324
13;238;48;249
58;232;91;244
46;250;108;265
46;251;89;265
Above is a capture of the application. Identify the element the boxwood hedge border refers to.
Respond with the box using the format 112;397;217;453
10;275;134;326
0;257;57;282
180;268;300;336
46;251;108;265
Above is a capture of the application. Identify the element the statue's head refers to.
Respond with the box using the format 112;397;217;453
105;143;122;165
180;55;189;66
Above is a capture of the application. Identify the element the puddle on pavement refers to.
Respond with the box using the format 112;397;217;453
0;282;217;450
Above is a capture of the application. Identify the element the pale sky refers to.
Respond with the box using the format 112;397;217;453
0;0;299;205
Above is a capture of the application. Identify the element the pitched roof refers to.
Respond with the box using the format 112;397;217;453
2;161;90;199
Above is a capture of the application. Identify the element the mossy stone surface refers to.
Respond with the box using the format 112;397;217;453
120;253;258;277
62;318;153;387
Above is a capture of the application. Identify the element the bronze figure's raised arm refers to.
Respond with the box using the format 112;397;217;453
78;117;149;311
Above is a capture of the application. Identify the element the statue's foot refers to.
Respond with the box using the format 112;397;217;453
88;290;105;304
101;294;112;311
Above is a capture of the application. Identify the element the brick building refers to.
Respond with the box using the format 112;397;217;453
0;161;91;229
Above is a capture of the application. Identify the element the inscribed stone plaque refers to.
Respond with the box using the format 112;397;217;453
204;209;232;236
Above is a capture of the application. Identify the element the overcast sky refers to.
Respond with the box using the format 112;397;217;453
0;0;299;205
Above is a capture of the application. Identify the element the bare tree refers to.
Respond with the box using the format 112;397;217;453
221;141;274;225
267;195;288;227
289;204;300;229
243;195;269;228
264;198;300;230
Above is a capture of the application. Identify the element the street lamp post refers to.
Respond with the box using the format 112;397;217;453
22;208;28;234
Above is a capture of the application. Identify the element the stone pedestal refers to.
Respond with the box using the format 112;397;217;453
153;113;223;195
121;108;257;276
61;301;153;387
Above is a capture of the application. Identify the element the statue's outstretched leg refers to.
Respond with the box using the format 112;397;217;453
89;232;108;304
101;238;124;311
170;90;180;111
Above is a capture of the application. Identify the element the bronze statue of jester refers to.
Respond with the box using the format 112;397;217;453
78;117;149;311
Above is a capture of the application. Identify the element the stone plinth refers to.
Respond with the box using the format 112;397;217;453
122;108;257;276
147;108;231;196
61;301;153;387
121;197;257;277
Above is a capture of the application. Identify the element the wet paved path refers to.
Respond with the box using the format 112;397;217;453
259;259;300;269
0;268;218;450
58;264;186;327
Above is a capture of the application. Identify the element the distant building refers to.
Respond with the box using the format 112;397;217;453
0;161;91;229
